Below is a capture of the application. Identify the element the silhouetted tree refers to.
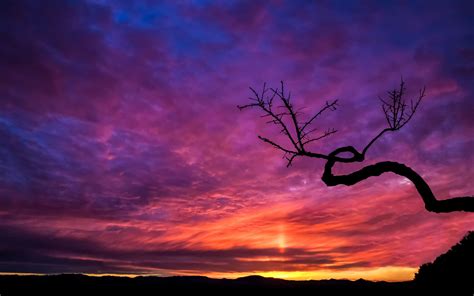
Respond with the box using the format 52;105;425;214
415;231;473;291
238;80;474;213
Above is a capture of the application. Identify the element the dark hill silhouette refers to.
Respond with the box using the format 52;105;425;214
0;232;472;295
0;274;414;295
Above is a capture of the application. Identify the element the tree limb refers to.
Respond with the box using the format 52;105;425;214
321;151;474;213
239;80;473;213
238;81;338;165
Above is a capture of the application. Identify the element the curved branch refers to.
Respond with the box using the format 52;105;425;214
362;128;393;156
321;150;474;213
240;80;473;213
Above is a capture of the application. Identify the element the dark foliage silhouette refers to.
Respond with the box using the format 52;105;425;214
238;80;474;213
415;231;474;292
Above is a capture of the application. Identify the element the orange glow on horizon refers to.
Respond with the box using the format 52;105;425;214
1;266;417;282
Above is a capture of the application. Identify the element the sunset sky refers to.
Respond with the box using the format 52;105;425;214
0;0;473;281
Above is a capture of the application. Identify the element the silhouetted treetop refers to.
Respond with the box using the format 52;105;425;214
415;231;473;292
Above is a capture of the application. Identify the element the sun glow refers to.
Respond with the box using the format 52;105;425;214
277;224;287;253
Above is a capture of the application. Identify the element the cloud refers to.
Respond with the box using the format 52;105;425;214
0;0;472;278
0;223;339;274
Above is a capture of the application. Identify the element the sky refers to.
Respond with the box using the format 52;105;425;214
0;0;473;281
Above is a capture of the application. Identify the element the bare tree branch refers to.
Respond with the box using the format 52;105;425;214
378;78;425;131
239;80;474;213
270;81;303;150
300;100;338;134
257;135;297;155
238;83;300;153
238;81;338;165
302;128;338;146
362;78;425;156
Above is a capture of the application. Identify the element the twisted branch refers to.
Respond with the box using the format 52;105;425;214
239;80;473;213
